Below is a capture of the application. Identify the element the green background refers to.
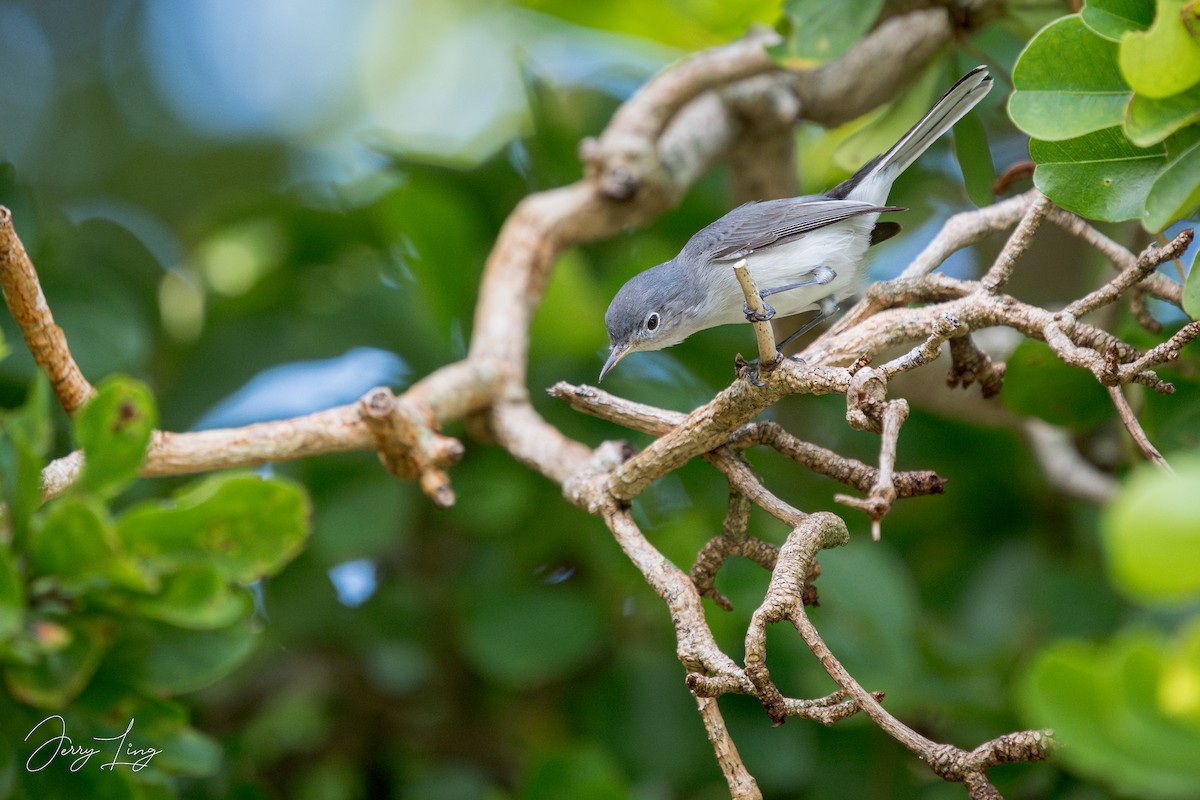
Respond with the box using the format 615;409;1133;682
1;1;1198;798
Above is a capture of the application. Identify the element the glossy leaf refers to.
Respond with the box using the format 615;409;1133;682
1010;16;1129;140
1125;84;1200;145
1119;0;1200;98
772;0;884;66
116;474;310;584
1144;137;1200;230
74;375;157;498
1081;0;1154;39
1030;127;1166;221
1101;456;1200;604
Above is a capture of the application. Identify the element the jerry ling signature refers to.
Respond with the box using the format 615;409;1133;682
24;715;163;773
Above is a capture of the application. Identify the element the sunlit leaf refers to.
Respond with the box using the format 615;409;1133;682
1119;0;1200;98
1144;138;1200;230
771;0;885;66
1010;16;1129;140
1184;249;1200;319
1126;85;1200;146
74;375;157;498
1101;456;1200;604
1082;0;1155;39
1030;127;1166;221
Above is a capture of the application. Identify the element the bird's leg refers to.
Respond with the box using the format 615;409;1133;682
743;265;836;322
759;265;836;299
775;297;839;356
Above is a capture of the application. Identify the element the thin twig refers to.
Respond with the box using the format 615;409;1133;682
0;206;95;414
981;192;1051;292
732;258;780;367
695;696;763;800
1107;385;1171;471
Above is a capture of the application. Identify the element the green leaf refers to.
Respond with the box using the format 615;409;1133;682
0;546;24;640
1010;15;1129;140
1126;85;1200;146
1030;127;1166;221
1101;455;1200;604
1144;137;1200;230
125;566;253;629
1184;249;1200;319
29;496;156;595
0;373;51;548
29;496;114;579
952;106;996;207
4;617;114;709
74;375;157;498
1119;0;1200;98
114;618;260;694
74;686;224;777
1082;0;1155;40
1002;339;1113;427
117;473;311;584
1019;626;1200;798
771;0;885;66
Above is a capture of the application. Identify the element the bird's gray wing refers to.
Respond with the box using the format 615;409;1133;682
682;198;903;262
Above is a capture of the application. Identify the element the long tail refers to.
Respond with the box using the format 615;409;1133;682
829;66;993;205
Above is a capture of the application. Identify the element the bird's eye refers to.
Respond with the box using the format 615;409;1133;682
645;312;660;333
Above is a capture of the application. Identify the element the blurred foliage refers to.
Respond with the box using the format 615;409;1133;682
0;1;1197;799
1019;459;1200;798
0;375;309;798
1010;1;1200;230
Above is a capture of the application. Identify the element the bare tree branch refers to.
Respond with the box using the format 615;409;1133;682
4;7;1195;796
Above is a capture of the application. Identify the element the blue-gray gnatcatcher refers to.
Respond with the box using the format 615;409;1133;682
600;66;993;381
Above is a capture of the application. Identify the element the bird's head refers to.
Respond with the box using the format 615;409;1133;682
600;261;702;381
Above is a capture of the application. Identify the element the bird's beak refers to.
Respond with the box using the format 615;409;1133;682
599;343;631;382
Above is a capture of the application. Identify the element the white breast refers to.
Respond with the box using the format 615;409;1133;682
700;215;877;327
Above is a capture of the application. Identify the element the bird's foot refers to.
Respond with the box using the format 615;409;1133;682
743;297;776;324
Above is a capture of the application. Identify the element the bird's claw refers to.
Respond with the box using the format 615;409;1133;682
743;298;776;324
745;361;766;386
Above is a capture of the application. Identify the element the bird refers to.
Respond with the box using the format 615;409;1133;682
600;66;993;381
